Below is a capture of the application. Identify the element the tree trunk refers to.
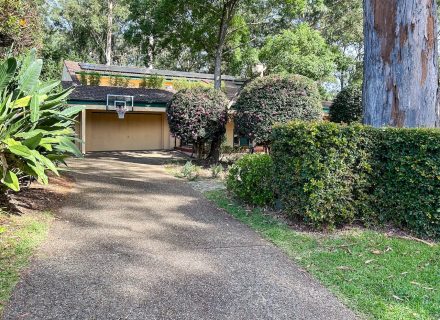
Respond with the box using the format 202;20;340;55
363;0;439;127
213;7;229;90
105;0;114;66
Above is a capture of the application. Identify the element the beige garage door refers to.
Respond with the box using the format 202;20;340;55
87;112;163;151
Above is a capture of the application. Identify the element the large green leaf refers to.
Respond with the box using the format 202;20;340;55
31;150;59;176
1;170;20;191
0;58;17;92
12;95;32;108
40;88;72;109
22;133;43;150
61;105;86;117
28;162;48;184
56;137;82;157
38;80;60;95
4;139;36;162
30;94;40;122
18;59;43;94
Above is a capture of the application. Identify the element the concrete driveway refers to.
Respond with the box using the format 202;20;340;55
3;151;357;320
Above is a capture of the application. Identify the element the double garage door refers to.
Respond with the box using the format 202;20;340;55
87;112;163;152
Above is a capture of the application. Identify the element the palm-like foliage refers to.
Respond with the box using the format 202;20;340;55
0;50;84;192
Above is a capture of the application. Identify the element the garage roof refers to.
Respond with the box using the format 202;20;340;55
63;83;175;104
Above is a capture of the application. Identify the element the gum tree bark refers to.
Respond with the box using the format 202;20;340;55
105;0;114;66
363;0;440;127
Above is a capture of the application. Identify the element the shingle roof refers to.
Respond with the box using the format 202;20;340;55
64;83;174;104
63;61;245;101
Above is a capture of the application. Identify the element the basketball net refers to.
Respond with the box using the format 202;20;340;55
116;106;128;119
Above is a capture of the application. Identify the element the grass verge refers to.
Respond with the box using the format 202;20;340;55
0;211;53;315
205;189;440;320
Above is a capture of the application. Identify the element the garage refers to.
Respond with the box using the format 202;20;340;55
86;111;164;152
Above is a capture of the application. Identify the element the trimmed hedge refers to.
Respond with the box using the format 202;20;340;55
234;74;322;146
271;122;440;238
329;85;363;124
271;122;373;227
226;154;274;206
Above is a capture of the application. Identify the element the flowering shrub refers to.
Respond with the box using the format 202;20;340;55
234;74;322;146
167;87;229;151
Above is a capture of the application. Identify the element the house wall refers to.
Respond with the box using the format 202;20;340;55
76;108;234;153
226;120;234;147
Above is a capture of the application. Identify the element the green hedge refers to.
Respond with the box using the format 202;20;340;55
271;122;440;238
226;154;274;206
372;129;440;238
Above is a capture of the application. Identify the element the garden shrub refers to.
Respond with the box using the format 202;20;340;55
371;129;440;239
234;74;322;146
329;85;363;123
0;50;84;198
271;121;374;228
271;121;440;238
226;154;274;206
167;88;228;159
140;74;164;89
179;161;199;181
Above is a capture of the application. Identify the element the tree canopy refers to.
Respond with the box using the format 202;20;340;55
4;0;420;98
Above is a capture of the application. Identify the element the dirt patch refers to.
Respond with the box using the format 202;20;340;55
2;174;75;216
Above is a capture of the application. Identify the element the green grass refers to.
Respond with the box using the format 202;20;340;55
205;190;440;320
0;211;53;314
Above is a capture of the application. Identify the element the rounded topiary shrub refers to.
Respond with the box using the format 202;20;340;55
234;74;322;146
329;85;363;123
167;87;229;145
226;154;274;206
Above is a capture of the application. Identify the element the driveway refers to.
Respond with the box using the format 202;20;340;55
3;151;357;320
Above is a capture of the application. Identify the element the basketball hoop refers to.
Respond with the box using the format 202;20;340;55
116;105;128;119
106;95;134;119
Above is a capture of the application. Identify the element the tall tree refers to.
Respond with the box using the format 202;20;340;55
0;0;43;58
363;0;439;127
105;0;114;65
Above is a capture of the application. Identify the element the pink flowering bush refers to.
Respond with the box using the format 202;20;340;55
167;87;229;149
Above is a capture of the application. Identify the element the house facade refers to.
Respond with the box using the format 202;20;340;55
62;61;245;153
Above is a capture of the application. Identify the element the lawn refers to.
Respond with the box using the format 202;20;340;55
205;190;440;320
0;211;53;315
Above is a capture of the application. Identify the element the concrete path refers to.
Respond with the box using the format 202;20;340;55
4;152;357;320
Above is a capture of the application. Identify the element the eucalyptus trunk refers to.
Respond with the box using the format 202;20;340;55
105;0;114;66
363;0;439;127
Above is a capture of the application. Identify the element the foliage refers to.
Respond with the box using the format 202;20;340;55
0;0;43;58
140;74;164;89
373;129;440;239
271;121;440;238
206;189;440;320
0;50;84;193
226;154;274;206
78;72;101;86
234;74;322;146
329;84;363;123
210;163;223;178
49;0;130;65
109;75;129;87
124;0;308;75
167;87;229;155
271;121;372;228
259;23;336;81
179;161;199;181
170;79;215;91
